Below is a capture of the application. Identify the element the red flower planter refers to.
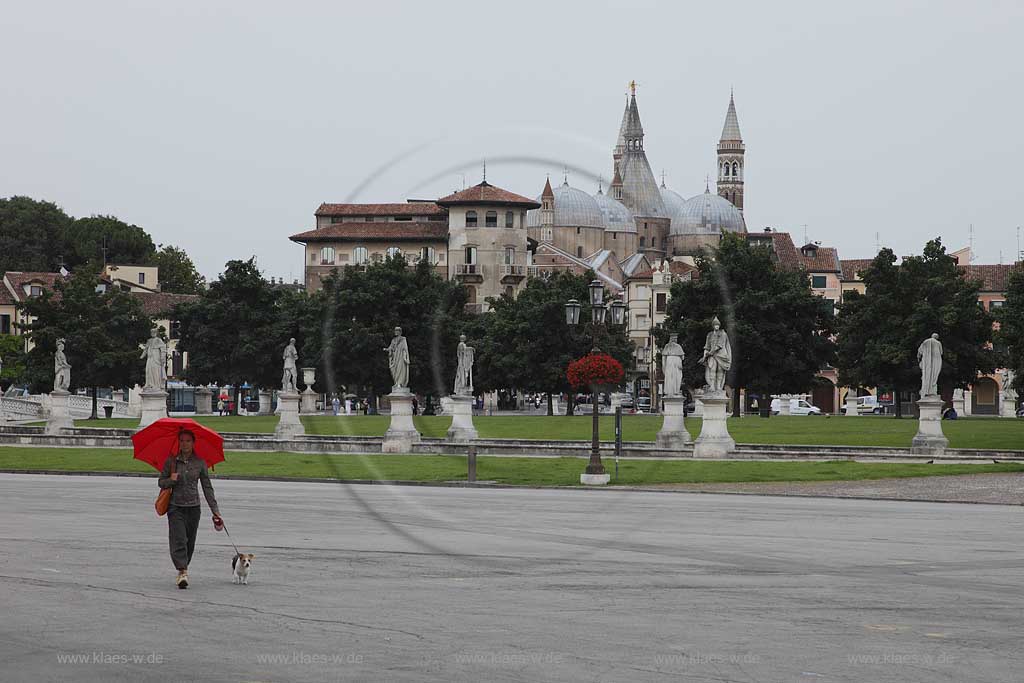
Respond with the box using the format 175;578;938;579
567;353;624;390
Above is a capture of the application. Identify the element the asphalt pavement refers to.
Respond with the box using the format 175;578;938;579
1;473;1022;682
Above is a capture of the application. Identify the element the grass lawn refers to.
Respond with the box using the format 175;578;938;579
1;447;1022;486
58;414;1024;451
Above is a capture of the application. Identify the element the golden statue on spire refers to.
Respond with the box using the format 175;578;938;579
629;80;637;96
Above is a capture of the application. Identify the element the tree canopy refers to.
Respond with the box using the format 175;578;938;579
174;258;284;394
471;271;634;412
152;244;206;294
0;196;73;273
835;239;996;407
304;257;470;400
19;266;151;395
662;232;836;413
64;215;155;267
995;267;1024;394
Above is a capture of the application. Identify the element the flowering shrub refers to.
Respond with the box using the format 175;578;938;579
566;353;624;389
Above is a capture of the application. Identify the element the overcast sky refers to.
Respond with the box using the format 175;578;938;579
2;0;1022;281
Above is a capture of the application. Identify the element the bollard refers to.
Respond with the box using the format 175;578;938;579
467;445;477;483
615;407;622;480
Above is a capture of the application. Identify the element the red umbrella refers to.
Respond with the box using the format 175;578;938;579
132;417;225;472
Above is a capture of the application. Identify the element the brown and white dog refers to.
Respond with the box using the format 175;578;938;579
231;553;255;585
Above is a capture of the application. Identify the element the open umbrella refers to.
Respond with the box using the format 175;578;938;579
132;417;225;472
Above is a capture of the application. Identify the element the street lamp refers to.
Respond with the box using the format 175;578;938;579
566;280;625;480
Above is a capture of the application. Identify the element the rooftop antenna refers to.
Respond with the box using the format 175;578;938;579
802;224;809;244
875;231;881;253
660;169;666;188
1017;226;1021;263
482;159;486;183
100;236;109;268
968;223;976;262
461;173;466;190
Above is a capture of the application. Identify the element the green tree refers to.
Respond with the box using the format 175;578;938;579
473;271;633;415
64;215;156;267
663;232;837;417
995;267;1024;394
305;257;469;411
152;244;206;294
0;196;73;272
836;239;996;416
174;259;282;413
20;266;151;416
0;334;26;389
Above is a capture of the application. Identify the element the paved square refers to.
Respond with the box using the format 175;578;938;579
0;473;1021;682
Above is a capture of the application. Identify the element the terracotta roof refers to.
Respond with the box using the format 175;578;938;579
746;232;801;270
315;202;446;218
840;258;874;281
629;260;698;281
436;181;540;209
799;246;841;273
3;271;65;302
961;264;1020;292
289;222;449;243
133;292;199;317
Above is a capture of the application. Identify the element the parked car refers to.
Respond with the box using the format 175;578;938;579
840;395;886;415
618;395;635;410
636;397;652;413
770;398;823;415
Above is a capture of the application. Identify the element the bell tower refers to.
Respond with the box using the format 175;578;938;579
717;91;745;212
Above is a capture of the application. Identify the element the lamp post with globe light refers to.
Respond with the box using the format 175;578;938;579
565;279;627;483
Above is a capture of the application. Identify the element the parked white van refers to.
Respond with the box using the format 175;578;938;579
770;398;823;415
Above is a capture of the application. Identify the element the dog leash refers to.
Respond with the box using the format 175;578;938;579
218;519;242;556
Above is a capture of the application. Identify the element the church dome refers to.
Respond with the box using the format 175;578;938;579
527;181;606;229
593;191;636;233
660;186;688;231
669;189;746;235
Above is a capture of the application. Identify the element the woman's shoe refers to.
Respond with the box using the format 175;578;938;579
176;570;189;589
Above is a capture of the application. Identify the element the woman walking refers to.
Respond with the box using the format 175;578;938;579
157;429;223;588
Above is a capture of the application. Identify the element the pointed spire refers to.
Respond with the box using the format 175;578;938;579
705;175;711;192
614;95;630;155
624;89;644;139
541;175;554;199
482;158;487;182
597;175;604;195
660;169;666;189
562;165;569;185
720;92;742;142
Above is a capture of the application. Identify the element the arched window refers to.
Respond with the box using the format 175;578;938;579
732;162;739;177
386;246;402;260
723;163;729;177
505;211;514;228
651;237;657;248
577;246;583;258
352;246;368;264
466;211;477;227
485;211;497;227
319;246;335;265
639;236;645;248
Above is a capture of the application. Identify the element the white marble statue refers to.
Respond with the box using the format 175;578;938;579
141;329;166;389
917;333;942;397
454;334;474;396
384;326;410;392
1001;368;1018;401
53;339;71;392
700;316;732;396
661;333;684;397
282;338;299;393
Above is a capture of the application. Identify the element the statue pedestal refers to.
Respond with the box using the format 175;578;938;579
845;393;859;417
656;396;692;450
777;395;792;416
138;389;168;430
301;388;317;414
1000;393;1018;418
690;390;704;417
446;394;478;442
911;396;948;454
194;387;213;415
274;392;305;438
952;392;966;415
383;391;421;453
258;390;272;416
45;390;75;435
693;394;735;458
